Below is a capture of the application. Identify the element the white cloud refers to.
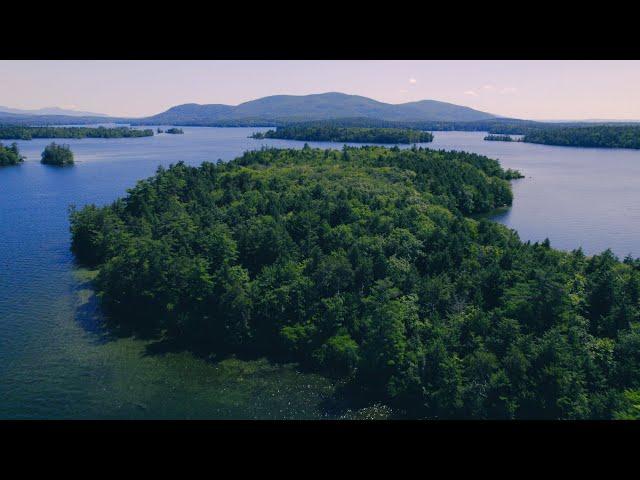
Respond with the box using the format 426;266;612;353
482;84;494;90
464;90;478;96
409;77;417;85
500;87;518;94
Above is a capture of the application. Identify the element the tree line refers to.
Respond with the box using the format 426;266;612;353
251;125;434;144
69;145;639;419
522;125;640;149
0;126;154;140
484;135;522;142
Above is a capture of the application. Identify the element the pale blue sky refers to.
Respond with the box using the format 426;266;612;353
1;60;638;120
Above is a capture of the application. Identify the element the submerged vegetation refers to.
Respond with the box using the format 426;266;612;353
70;145;640;419
0;126;154;140
41;143;74;166
522;125;640;149
0;142;24;166
251;125;434;144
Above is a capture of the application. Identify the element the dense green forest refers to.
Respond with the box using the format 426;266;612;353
41;143;74;166
166;128;184;134
70;145;640;419
0;126;154;140
0;142;24;166
484;135;520;142
522;126;640;149
251;125;434;144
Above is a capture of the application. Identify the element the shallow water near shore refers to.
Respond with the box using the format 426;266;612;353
1;127;639;418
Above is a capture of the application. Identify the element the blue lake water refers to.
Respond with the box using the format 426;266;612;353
430;131;640;258
1;127;639;419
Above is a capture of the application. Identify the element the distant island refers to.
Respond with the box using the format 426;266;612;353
0;142;25;166
522;125;640;149
251;125;434;144
41;143;74;166
484;134;521;142
0;126;154;140
165;128;184;134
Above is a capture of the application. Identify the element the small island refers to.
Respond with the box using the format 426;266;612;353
0;126;154;140
251;125;434;144
157;128;164;134
41;143;74;166
165;128;184;134
504;168;525;179
484;134;521;142
0;142;25;166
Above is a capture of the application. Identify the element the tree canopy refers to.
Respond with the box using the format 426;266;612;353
522;126;640;149
41;143;74;166
70;145;639;418
0;126;153;140
0;142;24;166
252;125;434;144
484;134;520;142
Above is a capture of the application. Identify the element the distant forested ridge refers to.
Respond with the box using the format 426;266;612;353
69;145;640;419
41;143;74;166
252;125;434;144
132;92;497;125
0;142;24;166
0;126;154;140
522;126;640;149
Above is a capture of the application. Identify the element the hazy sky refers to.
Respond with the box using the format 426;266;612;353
1;60;639;120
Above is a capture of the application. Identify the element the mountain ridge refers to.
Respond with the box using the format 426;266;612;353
0;105;108;117
135;92;499;125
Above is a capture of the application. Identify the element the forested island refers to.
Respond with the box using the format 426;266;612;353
0;142;25;166
166;128;184;134
69;145;640;419
41;143;74;166
522;126;640;149
0;126;154;140
482;126;640;149
251;125;434;144
484;134;520;142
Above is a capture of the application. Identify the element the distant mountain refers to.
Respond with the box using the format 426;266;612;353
135;92;498;125
0;105;108;117
0;111;121;126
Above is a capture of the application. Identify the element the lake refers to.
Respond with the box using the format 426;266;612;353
430;131;640;258
1;127;639;419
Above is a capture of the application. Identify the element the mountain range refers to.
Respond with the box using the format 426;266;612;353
0;105;108;117
0;92;501;126
135;92;499;125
